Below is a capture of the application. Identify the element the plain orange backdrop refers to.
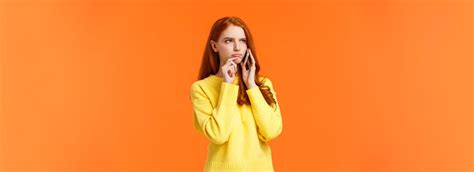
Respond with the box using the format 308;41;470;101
0;0;472;171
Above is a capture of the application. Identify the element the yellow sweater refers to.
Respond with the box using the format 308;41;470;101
190;74;283;172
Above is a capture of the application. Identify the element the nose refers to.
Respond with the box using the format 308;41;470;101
233;42;241;51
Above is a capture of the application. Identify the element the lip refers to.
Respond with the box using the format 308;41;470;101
231;54;243;57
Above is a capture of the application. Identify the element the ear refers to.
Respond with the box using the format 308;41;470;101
210;40;218;53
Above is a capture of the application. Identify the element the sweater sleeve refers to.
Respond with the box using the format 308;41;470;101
246;78;283;143
190;81;240;145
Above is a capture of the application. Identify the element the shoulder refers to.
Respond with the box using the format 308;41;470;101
190;79;206;94
190;75;221;97
190;79;208;103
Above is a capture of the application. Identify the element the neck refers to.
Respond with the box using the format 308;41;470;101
216;70;224;78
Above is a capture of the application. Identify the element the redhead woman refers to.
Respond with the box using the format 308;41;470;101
190;16;283;172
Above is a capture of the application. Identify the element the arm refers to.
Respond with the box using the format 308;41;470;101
246;78;283;143
190;82;240;145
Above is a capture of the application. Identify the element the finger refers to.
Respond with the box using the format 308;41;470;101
230;61;237;72
241;61;248;71
224;67;230;76
249;49;255;66
223;65;230;73
228;64;233;75
230;67;235;77
224;58;236;68
226;58;237;70
227;63;233;73
227;57;238;64
245;49;250;59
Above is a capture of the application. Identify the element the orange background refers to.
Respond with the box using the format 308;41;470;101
0;0;472;171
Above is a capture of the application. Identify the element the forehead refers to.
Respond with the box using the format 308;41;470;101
219;25;246;39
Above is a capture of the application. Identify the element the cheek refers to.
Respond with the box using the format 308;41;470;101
218;44;233;55
242;43;248;51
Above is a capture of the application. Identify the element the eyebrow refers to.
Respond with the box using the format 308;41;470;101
222;37;246;40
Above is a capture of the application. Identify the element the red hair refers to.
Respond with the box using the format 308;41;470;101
198;16;276;106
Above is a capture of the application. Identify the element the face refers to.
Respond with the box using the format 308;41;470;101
211;25;248;65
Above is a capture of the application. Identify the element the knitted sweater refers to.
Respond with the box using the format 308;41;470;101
190;74;283;172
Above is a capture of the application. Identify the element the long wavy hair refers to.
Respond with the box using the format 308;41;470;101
198;16;276;106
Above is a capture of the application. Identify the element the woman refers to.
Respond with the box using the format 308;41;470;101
190;16;283;172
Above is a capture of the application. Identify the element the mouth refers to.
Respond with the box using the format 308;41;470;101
231;54;243;58
230;55;242;63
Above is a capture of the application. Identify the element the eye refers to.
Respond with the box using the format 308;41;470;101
240;39;247;43
224;39;233;43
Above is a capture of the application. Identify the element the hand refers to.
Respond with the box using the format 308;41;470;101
222;57;239;83
241;49;257;89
